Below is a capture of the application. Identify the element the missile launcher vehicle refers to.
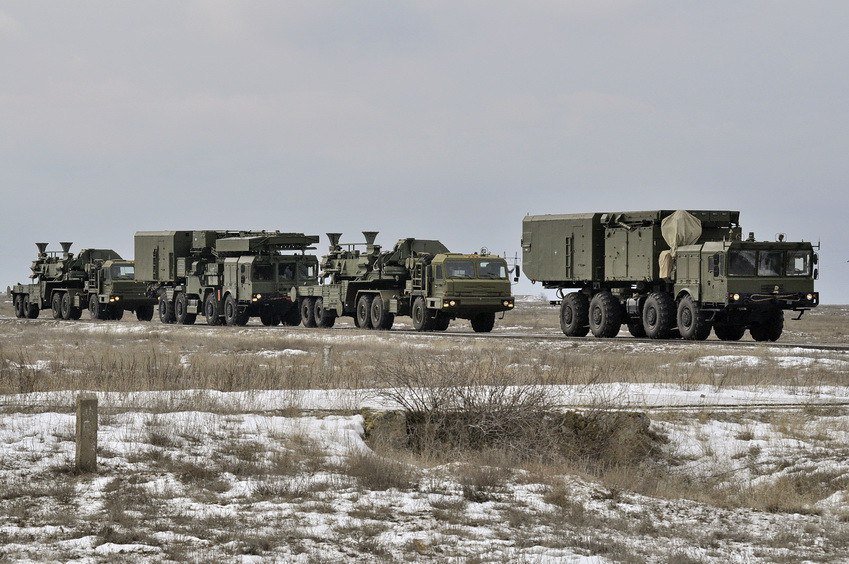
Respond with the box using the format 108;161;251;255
10;242;156;321
134;230;319;326
291;232;516;332
522;210;819;341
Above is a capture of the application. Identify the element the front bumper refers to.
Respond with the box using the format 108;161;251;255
438;295;515;313
726;291;819;310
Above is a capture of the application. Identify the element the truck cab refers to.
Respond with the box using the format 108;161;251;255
426;254;515;318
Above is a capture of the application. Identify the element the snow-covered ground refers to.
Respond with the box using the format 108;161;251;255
2;400;848;562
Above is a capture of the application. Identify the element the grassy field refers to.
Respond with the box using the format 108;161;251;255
2;297;849;561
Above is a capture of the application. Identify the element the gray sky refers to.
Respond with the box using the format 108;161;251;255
1;1;847;301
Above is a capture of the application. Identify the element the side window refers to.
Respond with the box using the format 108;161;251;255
435;265;443;279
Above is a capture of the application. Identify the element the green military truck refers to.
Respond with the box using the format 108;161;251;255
135;230;319;326
11;242;156;321
521;210;819;341
291;232;516;332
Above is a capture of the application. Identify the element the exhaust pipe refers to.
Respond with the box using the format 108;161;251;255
35;243;48;256
362;231;378;247
326;233;342;251
59;242;73;256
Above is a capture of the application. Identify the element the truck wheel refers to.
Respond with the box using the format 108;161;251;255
111;304;125;321
60;293;72;320
158;296;175;324
411;297;433;331
260;308;280;326
677;296;710;341
89;295;103;320
136;304;154;322
13;295;25;318
174;293;196;325
749;308;784;342
356;295;374;329
560;292;589;337
282;304;301;326
369;296;393;330
433;312;450;331
24;297;39;319
224;294;244;326
204;294;222;326
589;291;621;338
315;298;337;328
470;312;496;333
714;321;746;341
51;293;63;319
643;292;675;339
627;320;646;338
301;298;317;328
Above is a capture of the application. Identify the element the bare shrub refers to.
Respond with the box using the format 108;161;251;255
374;353;661;469
338;450;418;491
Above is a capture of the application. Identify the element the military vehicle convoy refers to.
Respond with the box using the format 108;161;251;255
522;210;819;341
291;232;515;332
10;242;156;321
134;230;319;326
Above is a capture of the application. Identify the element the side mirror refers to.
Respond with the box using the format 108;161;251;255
513;265;521;283
814;268;819;280
813;253;819;265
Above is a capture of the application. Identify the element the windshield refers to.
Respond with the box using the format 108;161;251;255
786;250;812;276
728;249;812;277
728;250;756;277
445;260;475;278
278;263;296;281
254;263;274;281
478;260;508;279
297;263;316;281
109;265;134;280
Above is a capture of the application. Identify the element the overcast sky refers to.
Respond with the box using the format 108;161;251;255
1;1;847;301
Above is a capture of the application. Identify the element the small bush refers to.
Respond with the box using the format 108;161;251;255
339;450;418;491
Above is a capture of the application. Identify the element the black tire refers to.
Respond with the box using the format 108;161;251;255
111;304;125;321
60;293;72;320
301;298;317;328
433;313;450;331
158;295;175;324
136;304;154;322
749;308;784;342
51;293;62;319
677;295;711;341
589;291;621;338
369;296;394;330
642;292;675;339
24;297;39;319
470;312;496;333
315;298;337;328
714;321;746;341
560;292;590;337
224;294;246;326
14;296;25;318
174;293;196;325
69;303;82;320
356;294;373;329
204;294;222;326
89;294;102;320
282;304;301;326
260;308;280;326
411;297;433;331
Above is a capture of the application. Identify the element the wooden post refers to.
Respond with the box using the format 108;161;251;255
75;393;98;473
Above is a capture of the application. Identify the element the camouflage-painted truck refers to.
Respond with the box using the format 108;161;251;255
521;210;819;341
134;230;319;326
11;242;156;321
290;232;516;332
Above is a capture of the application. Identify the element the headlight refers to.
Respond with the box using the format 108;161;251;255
806;293;814;300
508;303;514;308
256;294;262;299
109;298;115;302
732;293;740;301
449;300;456;306
114;296;120;300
